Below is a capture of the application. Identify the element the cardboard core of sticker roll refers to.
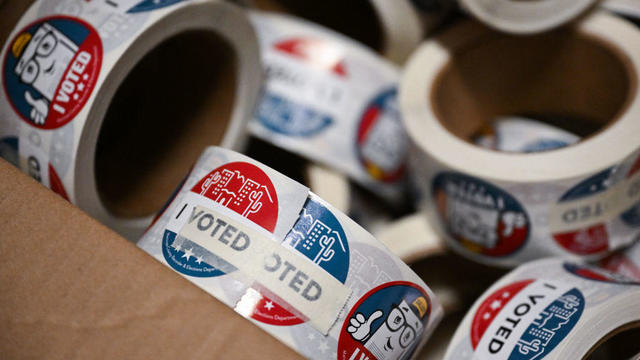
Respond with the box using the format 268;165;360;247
96;30;236;218
431;27;636;143
585;321;640;359
252;0;384;53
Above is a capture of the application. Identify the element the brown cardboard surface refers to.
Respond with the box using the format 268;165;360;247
0;159;301;360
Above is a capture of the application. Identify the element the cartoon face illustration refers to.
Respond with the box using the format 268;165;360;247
15;23;78;103
4;16;102;129
341;284;430;360
350;300;424;359
446;197;500;248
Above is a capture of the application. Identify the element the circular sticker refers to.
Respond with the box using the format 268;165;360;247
563;262;640;285
357;88;408;183
470;279;585;360
553;169;611;255
338;281;431;360
162;161;279;277
432;172;530;257
3;16;102;130
256;37;346;138
249;197;351;326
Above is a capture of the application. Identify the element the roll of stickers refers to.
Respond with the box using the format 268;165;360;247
400;11;640;267
0;0;262;240
249;0;454;64
138;146;443;360
444;258;640;360
248;12;410;204
459;0;599;34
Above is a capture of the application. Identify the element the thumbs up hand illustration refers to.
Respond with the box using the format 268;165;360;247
25;91;49;125
347;310;384;341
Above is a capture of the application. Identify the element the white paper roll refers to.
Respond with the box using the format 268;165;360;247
400;11;640;267
444;258;640;360
0;0;262;240
248;11;410;204
459;0;599;34
138;146;443;360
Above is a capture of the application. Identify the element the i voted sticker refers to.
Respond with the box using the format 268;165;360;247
356;88;407;183
256;37;347;137
433;172;530;257
470;279;584;360
245;196;352;327
162;161;279;277
338;281;431;360
3;16;102;129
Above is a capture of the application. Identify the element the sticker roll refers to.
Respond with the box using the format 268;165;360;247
400;11;640;267
248;11;410;205
138;146;443;360
459;0;599;34
249;0;454;64
444;258;640;360
0;0;262;240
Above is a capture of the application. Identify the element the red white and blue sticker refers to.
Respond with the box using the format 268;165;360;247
470;279;584;360
162;161;279;277
432;172;530;257
563;262;640;285
3;16;102;129
338;281;431;360
356;88;407;183
249;196;351;327
256;37;347;138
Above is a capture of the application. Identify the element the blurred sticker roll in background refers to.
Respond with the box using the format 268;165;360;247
137;146;443;360
248;11;410;205
246;0;455;64
0;0;263;240
400;11;640;267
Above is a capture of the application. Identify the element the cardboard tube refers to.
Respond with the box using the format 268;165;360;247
0;0;263;240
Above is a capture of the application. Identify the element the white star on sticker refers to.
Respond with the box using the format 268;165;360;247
318;341;329;353
171;242;182;252
502;292;510;298
483;312;491;320
182;247;194;261
264;301;275;311
83;74;89;80
77;83;85;91
490;300;502;310
195;256;204;264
